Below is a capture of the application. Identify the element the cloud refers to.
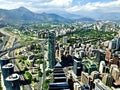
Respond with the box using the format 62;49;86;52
43;0;72;7
0;0;120;14
0;0;73;13
66;0;120;13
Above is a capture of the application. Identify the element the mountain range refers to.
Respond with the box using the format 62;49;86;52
0;7;71;24
1;7;120;24
0;7;96;24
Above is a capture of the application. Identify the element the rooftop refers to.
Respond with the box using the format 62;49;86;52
6;73;19;81
2;63;14;69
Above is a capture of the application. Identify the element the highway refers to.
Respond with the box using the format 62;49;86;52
0;27;47;90
0;28;33;90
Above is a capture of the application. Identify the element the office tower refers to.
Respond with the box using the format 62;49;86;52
54;77;66;82
66;54;73;66
2;63;14;86
111;67;119;81
99;61;106;74
63;36;67;43
53;62;66;83
114;37;120;50
91;71;100;81
105;49;112;62
79;50;85;58
48;31;56;68
81;72;89;84
108;39;116;50
53;73;65;77
0;57;11;69
6;73;20;90
112;53;119;65
73;59;83;76
94;79;111;90
102;74;113;87
95;50;106;64
110;64;118;73
53;62;64;74
49;62;69;90
59;47;64;60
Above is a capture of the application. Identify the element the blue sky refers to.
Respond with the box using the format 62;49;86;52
0;0;120;14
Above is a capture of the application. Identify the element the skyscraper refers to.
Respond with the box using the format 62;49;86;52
95;50;106;64
6;73;20;90
111;67;119;81
102;74;113;87
48;31;56;68
2;63;14;86
73;59;83;76
91;71;100;81
99;61;106;74
0;57;11;70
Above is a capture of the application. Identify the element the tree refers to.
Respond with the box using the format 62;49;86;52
24;71;32;81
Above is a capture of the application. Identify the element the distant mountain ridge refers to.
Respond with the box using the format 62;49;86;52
0;7;72;24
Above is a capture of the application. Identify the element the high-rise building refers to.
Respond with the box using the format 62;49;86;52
102;74;113;87
81;72;89;85
99;61;106;74
59;47;64;60
94;79;111;90
112;54;119;65
63;36;68;43
49;82;69;90
79;50;85;58
91;71;100;81
110;64;118;73
48;31;56;68
2;63;14;86
0;57;11;70
114;37;120;51
6;73;20;90
95;50;106;64
73;59;83;76
111;67;119;81
105;49;112;62
108;39;116;50
49;62;70;90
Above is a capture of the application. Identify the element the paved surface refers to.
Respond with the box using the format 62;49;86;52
0;28;32;90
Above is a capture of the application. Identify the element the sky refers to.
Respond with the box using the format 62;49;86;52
0;0;120;14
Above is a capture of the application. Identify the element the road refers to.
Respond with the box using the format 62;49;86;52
0;28;32;90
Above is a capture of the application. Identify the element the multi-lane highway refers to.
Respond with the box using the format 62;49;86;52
0;28;33;90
